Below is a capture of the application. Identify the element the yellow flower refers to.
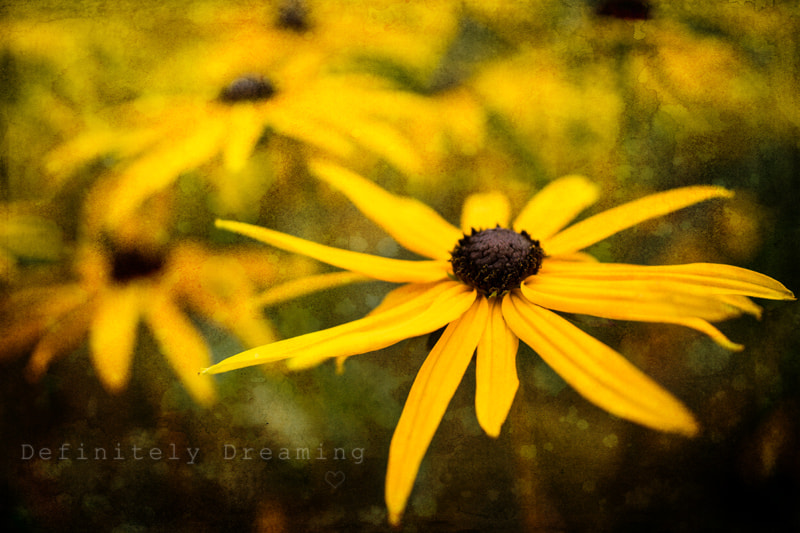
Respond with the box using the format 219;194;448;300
203;160;793;524
0;233;339;405
41;4;454;227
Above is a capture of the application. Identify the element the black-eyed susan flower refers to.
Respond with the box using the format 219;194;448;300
0;237;317;405
203;160;794;524
42;5;450;228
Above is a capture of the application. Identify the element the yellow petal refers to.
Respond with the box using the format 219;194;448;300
203;281;475;374
475;298;519;437
26;299;94;381
106;114;228;228
541;261;795;301
251;271;370;309
215;219;450;283
308;160;461;259
523;275;752;322
287;282;476;370
543;186;734;256
385;297;489;525
369;283;449;318
513;175;600;239
520;278;745;350
345;117;424;176
145;295;217;406
460;192;511;233
89;286;141;392
266;104;356;158
502;293;699;436
222;104;265;172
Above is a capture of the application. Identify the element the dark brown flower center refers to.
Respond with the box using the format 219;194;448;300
110;247;166;284
596;0;651;20
449;226;544;297
276;0;310;32
218;76;276;103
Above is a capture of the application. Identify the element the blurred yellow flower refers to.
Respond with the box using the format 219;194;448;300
0;237;306;405
40;1;469;227
202;160;794;523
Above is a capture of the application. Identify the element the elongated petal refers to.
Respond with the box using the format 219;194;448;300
475;298;519;437
266;105;356;158
287;282;476;370
365;282;443;317
222;104;265;172
386;297;489;525
309;160;461;259
520;278;745;350
541;260;795;301
502;293;699;436
251;271;370;309
215;219;450;283
145;295;217;406
543;186;734;255
513;175;600;239
523;276;753;322
26;299;95;381
202;281;476;374
89;286;141;392
106;114;228;228
460;192;511;233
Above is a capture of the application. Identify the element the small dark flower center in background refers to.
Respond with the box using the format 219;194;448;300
596;0;651;20
450;227;544;297
218;76;276;103
110;247;167;284
276;0;310;32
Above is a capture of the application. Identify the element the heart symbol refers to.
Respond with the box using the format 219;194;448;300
325;471;345;489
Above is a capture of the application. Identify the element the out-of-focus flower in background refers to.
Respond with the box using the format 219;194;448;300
202;160;794;523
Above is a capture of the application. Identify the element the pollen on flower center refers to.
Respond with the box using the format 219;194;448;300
449;226;545;297
218;76;276;103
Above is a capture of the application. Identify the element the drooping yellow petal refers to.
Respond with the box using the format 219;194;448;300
520;278;746;350
543;186;734;255
202;281;476;374
215;219;450;283
145;295;217;406
513;175;600;239
523;276;752;321
540;260;795;301
89;286;141;392
308;159;461;259
502;293;699;436
460;192;511;233
385;297;489;526
475;298;519;438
